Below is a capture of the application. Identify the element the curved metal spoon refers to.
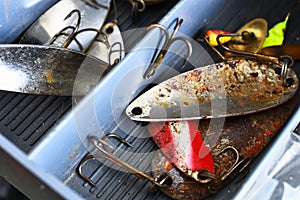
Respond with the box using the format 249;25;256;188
0;44;109;96
227;18;268;53
126;59;298;121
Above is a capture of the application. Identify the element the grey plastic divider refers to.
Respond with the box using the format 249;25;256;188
0;134;83;199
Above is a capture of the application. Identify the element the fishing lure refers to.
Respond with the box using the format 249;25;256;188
149;88;299;199
261;13;290;49
204;18;268;55
205;30;231;46
126;59;298;121
227;18;268;53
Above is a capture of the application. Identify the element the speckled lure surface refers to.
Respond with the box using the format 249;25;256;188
149;89;299;199
126;59;298;121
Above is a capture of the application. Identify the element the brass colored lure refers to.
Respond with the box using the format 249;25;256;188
228;18;268;53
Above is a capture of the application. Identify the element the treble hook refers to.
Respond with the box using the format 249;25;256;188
77;134;171;188
49;9;81;48
78;154;113;187
72;25;124;66
214;146;252;182
70;28;109;52
143;18;192;79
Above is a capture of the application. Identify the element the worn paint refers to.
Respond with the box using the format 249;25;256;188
149;121;214;173
149;88;299;199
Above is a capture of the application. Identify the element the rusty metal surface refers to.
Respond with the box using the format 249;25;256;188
150;86;300;199
151;151;212;200
149;88;300;200
126;59;298;121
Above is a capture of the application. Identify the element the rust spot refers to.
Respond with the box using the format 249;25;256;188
45;65;56;83
160;102;169;107
250;72;259;78
163;160;173;171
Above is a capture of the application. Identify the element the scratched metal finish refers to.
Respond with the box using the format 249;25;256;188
150;89;300;200
126;59;298;121
0;44;109;96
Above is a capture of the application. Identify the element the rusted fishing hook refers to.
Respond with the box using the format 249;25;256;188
143;18;192;79
77;134;172;188
49;9;81;48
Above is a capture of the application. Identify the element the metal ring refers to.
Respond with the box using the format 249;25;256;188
279;55;294;67
279;55;294;86
280;59;288;85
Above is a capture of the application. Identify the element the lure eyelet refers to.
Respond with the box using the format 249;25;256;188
131;107;143;116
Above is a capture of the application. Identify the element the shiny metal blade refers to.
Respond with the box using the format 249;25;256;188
126;59;298;121
19;0;111;50
0;44;109;96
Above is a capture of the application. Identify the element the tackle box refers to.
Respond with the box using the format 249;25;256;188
0;0;300;199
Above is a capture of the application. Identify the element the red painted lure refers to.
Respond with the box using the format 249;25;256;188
147;90;299;199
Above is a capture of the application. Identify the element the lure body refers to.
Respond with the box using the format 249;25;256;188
150;90;299;199
126;59;298;121
149;121;215;175
228;18;268;53
0;44;109;96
